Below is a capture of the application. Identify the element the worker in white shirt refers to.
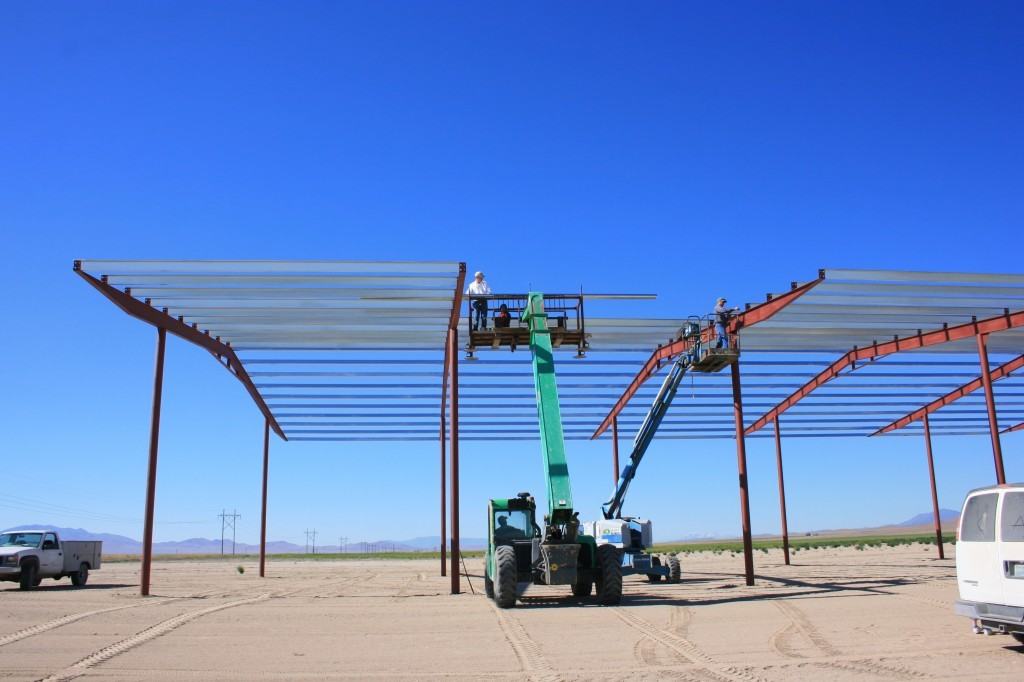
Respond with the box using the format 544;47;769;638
466;271;493;330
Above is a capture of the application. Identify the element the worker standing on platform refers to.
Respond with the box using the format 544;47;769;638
466;271;492;330
714;297;739;348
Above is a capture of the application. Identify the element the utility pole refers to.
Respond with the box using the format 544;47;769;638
339;536;347;554
305;529;317;555
218;509;241;556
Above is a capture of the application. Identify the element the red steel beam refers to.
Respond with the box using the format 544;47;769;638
1003;421;1024;434
747;307;1024;436
591;272;825;439
873;352;1024;435
141;327;166;597
773;417;791;566
259;419;270;578
611;416;620;485
731;360;755;586
74;263;286;440
439;263;465;579
977;333;1007;484
448;328;461;594
921;414;945;560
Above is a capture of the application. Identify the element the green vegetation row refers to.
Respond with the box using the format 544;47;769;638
653;533;956;555
104;550;487;563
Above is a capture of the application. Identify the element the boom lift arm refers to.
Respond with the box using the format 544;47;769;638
523;293;578;541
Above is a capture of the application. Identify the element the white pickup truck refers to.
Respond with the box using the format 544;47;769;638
0;530;102;590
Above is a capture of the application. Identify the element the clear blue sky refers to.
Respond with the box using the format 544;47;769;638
2;2;1022;546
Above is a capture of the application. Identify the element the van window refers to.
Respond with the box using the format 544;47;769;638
961;493;998;542
1001;492;1024;542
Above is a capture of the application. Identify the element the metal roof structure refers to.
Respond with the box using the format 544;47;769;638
595;268;1024;443
76;260;1024;595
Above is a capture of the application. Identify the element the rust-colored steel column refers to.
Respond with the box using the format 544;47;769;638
773;417;791;566
449;328;461;594
612;416;620;485
730;359;755;586
440;414;447;577
922;414;946;559
141;327;166;597
977;333;1007;484
259;418;270;577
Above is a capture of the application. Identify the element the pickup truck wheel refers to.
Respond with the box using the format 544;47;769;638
19;562;38;591
71;563;89;587
595;545;622;605
494;545;518;608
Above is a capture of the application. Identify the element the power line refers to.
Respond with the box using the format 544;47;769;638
305;528;317;554
218;509;241;555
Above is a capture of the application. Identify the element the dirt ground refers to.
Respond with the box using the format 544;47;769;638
1;545;1022;680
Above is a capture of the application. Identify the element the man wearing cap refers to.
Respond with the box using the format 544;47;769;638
466;271;493;331
714;297;739;348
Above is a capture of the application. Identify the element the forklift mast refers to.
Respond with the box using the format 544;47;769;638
522;293;575;532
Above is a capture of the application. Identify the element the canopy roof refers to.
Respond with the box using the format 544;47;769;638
77;262;1024;443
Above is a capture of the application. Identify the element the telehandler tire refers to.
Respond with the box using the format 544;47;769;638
571;578;592;597
666;554;681;584
595;545;622;605
484;573;494;598
494;545;518;608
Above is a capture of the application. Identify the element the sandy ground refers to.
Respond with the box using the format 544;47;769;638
1;545;1022;680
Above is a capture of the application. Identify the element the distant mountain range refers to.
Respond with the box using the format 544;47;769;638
897;509;960;527
0;525;486;555
4;513;957;555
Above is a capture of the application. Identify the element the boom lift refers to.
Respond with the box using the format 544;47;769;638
583;317;739;583
483;293;622;608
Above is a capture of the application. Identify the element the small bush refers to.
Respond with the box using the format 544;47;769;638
236;565;245;574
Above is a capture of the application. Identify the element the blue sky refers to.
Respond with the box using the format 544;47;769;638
2;2;1022;546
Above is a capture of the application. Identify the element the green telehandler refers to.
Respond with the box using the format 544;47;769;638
483;293;622;608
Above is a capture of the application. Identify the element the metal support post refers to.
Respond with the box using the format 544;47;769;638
773;417;791;566
977;333;1006;484
612;416;620;485
440;414;447;577
260;418;270;577
730;360;755;586
922;414;945;559
141;327;166;597
449;328;461;594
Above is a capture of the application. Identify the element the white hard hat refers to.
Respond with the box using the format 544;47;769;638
475;271;484;278
717;297;726;303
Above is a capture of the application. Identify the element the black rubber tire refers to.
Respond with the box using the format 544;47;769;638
71;563;89;587
1012;632;1024;645
484;573;495;598
647;555;663;583
595;545;622;605
666;554;681;584
19;562;38;591
571;578;593;597
494;545;518;609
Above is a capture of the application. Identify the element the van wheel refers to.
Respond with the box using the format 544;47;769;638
19;562;38;591
71;563;89;587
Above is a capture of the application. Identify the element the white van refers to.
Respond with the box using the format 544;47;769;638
955;484;1024;642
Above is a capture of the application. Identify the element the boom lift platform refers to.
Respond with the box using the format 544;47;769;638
483;293;621;608
465;293;588;358
583;316;739;583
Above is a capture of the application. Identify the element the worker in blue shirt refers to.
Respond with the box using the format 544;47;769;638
714;297;739;348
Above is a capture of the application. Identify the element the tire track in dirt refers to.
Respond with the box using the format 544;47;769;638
612;608;763;682
773;599;926;679
487;602;559;682
37;592;271;682
0;584;239;650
